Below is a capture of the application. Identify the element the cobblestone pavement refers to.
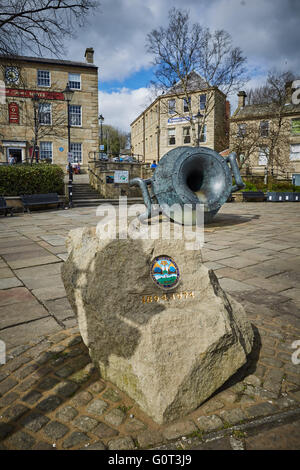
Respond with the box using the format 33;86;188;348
0;202;299;450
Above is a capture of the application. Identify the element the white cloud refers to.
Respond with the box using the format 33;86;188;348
62;0;299;131
98;87;152;132
66;0;299;84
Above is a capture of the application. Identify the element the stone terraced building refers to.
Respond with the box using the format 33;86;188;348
130;72;229;163
230;85;300;178
0;48;98;170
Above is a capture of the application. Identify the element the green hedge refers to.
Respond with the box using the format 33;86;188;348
238;179;300;193
0;164;64;196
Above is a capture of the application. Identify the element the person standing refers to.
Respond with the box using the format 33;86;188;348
8;153;15;165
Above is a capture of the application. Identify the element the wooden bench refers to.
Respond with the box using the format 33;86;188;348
242;191;265;202
0;197;14;216
21;193;63;213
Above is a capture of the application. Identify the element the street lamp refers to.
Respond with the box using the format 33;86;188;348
32;93;40;163
156;125;160;163
98;114;104;159
196;110;203;147
63;83;74;207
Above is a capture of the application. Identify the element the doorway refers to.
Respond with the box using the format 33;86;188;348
7;148;22;163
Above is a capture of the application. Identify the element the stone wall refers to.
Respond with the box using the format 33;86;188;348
131;88;228;163
230;115;300;177
88;161;153;199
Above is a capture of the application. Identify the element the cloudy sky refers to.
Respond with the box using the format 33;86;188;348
64;0;299;132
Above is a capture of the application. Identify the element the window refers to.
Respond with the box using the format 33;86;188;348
37;70;50;87
183;127;191;144
183;97;191;112
200;94;206;110
237;123;246;137
290;144;300;161
258;147;268;165
69;105;82;126
260;121;269;137
168;99;176;114
199;124;207;143
40;142;52;161
39;103;51;125
70;143;82;163
68;73;81;90
168;128;176;145
291;119;300;135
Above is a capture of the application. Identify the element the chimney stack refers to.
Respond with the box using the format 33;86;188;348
237;91;247;108
85;47;94;64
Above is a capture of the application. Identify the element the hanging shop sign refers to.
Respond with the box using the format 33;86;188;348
8;102;19;124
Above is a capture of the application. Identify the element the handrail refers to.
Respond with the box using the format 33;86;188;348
88;167;103;184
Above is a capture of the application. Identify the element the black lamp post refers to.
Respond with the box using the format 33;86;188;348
99;114;104;159
196;110;203;147
32;94;40;163
63;83;74;208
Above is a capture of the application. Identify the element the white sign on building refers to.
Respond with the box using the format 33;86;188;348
114;170;129;183
167;115;199;125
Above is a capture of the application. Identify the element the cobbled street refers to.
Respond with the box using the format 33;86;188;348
0;202;299;450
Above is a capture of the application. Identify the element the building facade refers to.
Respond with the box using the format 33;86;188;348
230;87;300;177
131;74;228;163
0;48;98;170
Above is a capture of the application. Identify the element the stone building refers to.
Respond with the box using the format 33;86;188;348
230;86;300;177
0;48;98;170
130;72;229;163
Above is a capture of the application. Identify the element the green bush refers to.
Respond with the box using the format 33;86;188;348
0;164;64;196
241;181;258;192
270;181;294;192
239;177;299;193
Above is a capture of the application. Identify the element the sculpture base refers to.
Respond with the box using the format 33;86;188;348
61;227;254;424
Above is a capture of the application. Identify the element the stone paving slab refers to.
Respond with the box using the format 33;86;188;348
0;301;49;330
0;318;62;350
0;287;36;307
0;203;299;450
5;256;61;270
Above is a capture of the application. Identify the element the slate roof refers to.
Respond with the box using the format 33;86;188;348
0;54;97;69
233;102;300;120
166;71;209;95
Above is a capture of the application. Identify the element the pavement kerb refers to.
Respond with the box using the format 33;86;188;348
152;407;300;450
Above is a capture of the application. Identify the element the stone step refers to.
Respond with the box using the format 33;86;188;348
72;198;144;207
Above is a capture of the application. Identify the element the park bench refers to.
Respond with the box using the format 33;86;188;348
0;197;14;216
242;191;265;202
21;193;63;213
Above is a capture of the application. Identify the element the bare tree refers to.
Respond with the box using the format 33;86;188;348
24;95;67;164
246;70;295;184
230;70;297;183
230;120;263;170
246;70;295;105
145;7;248;145
0;0;99;57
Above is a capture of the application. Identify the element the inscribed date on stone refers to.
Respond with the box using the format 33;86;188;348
141;291;195;303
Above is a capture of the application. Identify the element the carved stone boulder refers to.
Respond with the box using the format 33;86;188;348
61;227;254;424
